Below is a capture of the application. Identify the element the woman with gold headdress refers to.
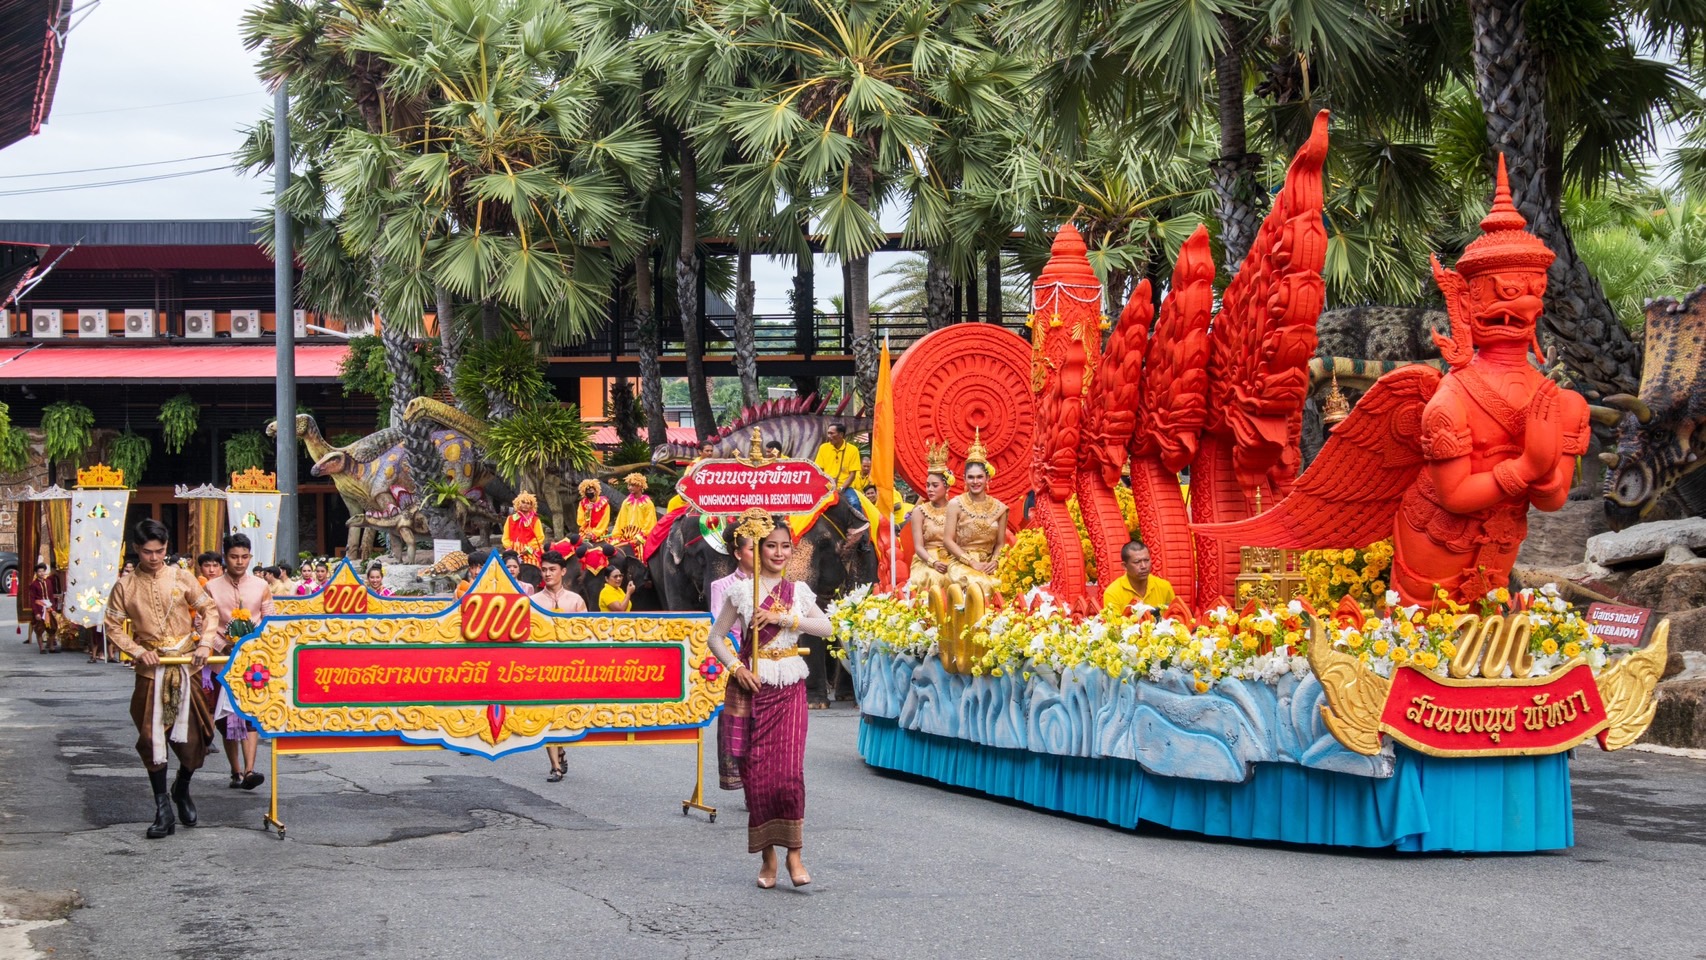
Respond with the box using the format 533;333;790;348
503;491;547;567
944;429;1006;596
576;479;612;539
611;472;658;545
907;440;954;595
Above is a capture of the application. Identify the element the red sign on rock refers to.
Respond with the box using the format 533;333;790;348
1586;603;1652;647
1378;664;1609;757
676;459;836;515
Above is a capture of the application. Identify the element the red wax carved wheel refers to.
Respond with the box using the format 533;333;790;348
892;324;1036;519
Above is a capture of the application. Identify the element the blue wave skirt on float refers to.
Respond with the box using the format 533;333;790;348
848;648;1574;853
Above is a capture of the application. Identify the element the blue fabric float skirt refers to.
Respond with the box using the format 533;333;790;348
858;715;1573;852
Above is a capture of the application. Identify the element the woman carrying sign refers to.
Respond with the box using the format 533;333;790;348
705;510;830;889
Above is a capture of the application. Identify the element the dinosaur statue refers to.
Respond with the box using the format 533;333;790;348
267;414;381;559
661;394;870;461
401;397;659;539
1598;286;1706;529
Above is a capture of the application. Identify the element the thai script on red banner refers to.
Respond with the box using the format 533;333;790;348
1378;663;1609;757
294;643;686;707
1586;602;1651;647
676;459;835;513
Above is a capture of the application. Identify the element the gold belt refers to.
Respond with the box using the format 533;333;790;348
756;646;809;660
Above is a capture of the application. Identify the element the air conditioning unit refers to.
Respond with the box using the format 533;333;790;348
294;309;308;338
31;309;62;339
230;309;262;339
123;309;156;338
184;309;215;339
77;309;108;339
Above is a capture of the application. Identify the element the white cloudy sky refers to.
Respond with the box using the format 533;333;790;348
0;1;911;315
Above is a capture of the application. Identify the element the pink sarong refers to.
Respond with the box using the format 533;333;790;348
721;580;808;850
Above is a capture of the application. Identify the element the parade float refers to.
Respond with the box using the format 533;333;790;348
834;112;1668;853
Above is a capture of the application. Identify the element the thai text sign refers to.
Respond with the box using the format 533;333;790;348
296;643;685;706
1379;663;1608;757
223;557;721;758
1586;602;1652;646
676;459;835;514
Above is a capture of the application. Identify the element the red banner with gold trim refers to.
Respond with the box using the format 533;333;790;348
1378;664;1609;757
294;643;685;707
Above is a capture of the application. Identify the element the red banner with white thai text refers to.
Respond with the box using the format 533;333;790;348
1378;663;1610;757
293;643;685;707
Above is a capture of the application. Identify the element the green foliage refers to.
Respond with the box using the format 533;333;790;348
609;439;652;468
421;475;471;510
1573;191;1706;333
0;426;30;475
485;404;597;484
0;401;27;475
40;401;94;465
610;378;642;445
108;432;152;489
453;335;551;420
157;393;199;455
224;431;270;476
339;334;444;424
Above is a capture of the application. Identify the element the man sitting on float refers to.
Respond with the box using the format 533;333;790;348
1099;540;1176;616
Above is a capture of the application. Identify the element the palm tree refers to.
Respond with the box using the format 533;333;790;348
1320;0;1703;398
705;0;1017;409
998;0;1387;270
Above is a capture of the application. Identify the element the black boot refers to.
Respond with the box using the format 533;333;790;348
145;793;175;838
171;770;197;827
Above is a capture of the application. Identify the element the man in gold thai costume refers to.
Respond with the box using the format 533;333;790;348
907;440;954;595
103;519;221;839
612;472;659;545
576;479;611;539
944;430;1006;596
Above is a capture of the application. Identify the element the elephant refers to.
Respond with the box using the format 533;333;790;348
647;492;876;704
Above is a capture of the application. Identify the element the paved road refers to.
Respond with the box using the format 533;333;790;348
2;625;1704;960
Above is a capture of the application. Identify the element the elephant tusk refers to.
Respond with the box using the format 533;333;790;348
1598;451;1620;467
1587;405;1624;427
1602;394;1654;423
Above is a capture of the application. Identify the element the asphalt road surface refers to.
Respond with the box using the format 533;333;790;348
2;630;1704;960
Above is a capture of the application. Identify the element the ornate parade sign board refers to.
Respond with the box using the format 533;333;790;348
676;457;835;515
64;464;130;628
225;556;719;759
271;559;445;616
1309;616;1669;758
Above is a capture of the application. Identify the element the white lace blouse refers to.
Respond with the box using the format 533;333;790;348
707;578;832;687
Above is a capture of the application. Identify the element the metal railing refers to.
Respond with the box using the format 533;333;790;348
553;310;1031;359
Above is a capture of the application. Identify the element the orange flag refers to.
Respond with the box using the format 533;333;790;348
873;335;897;588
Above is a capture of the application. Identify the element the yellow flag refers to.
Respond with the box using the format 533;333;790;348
873;335;895;518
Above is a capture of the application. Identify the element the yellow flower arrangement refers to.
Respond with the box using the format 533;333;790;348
1327;583;1612;679
1297;540;1393;610
995;492;1141;597
827;587;939;659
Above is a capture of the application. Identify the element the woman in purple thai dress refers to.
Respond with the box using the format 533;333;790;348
705;519;830;888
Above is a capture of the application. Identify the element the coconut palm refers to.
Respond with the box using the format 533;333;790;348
700;0;1020;410
997;0;1388;270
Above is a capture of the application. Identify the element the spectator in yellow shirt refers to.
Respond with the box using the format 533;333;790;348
813;423;860;489
1100;541;1176;617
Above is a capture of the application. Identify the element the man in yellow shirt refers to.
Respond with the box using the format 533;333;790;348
812;423;860;490
1100;541;1176;616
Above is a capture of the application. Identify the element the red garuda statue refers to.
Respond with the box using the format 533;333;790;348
1198;156;1590;606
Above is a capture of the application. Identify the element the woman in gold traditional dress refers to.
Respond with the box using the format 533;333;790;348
907;441;954;595
944;431;1006;596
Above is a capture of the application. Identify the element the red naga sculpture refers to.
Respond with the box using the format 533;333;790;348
1199;156;1590;606
1029;223;1104;603
1045;112;1331;608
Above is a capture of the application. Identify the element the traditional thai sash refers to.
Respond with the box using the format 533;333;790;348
149;635;199;766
